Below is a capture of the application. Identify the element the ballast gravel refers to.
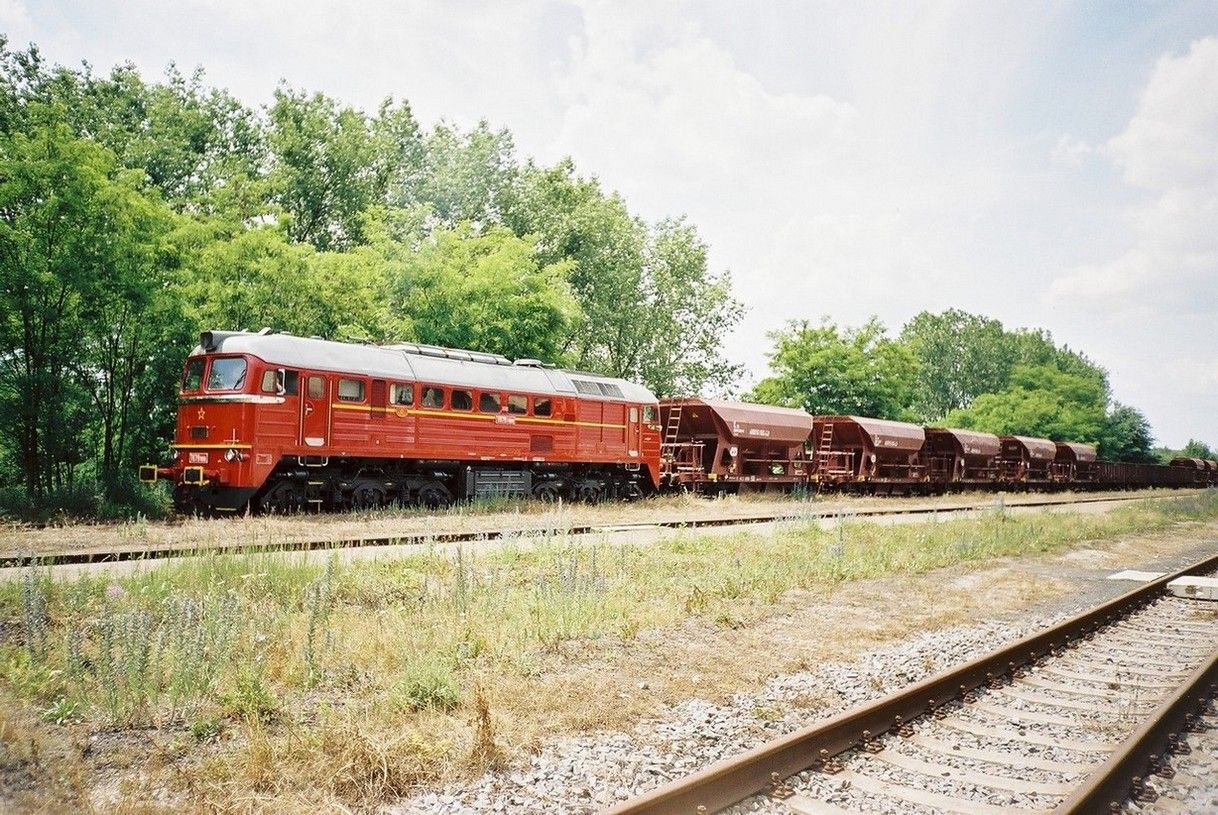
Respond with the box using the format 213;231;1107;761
1128;710;1218;815
394;614;1066;814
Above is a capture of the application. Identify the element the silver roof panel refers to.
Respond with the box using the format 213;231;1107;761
193;332;656;402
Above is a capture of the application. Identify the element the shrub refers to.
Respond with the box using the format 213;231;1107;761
389;659;460;712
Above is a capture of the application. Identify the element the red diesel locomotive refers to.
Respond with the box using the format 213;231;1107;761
142;331;662;513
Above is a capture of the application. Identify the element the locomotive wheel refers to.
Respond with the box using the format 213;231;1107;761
173;485;199;516
261;480;305;514
416;481;452;509
574;480;604;503
350;482;386;510
532;481;564;502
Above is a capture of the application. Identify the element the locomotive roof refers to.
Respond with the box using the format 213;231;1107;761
191;331;657;403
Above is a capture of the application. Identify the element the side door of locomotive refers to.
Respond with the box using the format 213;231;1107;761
627;404;642;459
301;373;331;448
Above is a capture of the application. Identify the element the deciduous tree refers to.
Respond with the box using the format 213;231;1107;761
750;318;917;419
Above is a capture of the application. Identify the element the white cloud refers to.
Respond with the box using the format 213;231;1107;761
1051;37;1218;316
1051;133;1093;167
0;0;32;42
1104;37;1218;190
1048;36;1218;446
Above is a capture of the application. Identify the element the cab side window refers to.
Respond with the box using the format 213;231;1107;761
479;392;501;413
642;405;657;423
422;386;444;409
451;390;473;411
534;397;553;417
507;395;527;415
182;359;205;392
263;370;299;395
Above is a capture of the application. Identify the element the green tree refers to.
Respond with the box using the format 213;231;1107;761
386;223;577;360
750;318;917;418
945;364;1107;443
899;309;1012;420
268;87;421;249
507;162;740;394
1;44;266;213
407;121;518;225
179;219;391;341
506;160;648;370
629;218;742;395
0;114;175;499
1181;439;1217;460
1098;403;1155;462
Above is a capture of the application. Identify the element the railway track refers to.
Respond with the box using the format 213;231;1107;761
0;492;1167;570
606;552;1218;815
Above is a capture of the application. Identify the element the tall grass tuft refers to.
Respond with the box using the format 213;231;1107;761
304;558;337;687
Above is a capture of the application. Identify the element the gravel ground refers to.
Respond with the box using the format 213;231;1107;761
395;613;1072;814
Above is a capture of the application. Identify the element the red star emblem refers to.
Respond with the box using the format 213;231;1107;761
197;408;206;420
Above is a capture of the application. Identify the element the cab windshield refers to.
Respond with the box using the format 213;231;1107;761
206;357;248;391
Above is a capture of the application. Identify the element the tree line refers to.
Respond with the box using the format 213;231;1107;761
0;40;741;518
750;309;1213;463
1;40;1207;521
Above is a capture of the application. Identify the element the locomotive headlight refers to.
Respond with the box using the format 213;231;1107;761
224;448;239;462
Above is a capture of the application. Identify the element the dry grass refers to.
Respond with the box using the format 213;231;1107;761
0;698;91;813
1;490;1216;812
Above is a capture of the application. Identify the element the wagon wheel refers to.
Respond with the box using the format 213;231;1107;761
260;480;305;514
416;481;452;510
532;481;564;502
350;482;387;511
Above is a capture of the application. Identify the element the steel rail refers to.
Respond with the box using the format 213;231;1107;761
1053;645;1218;814
603;549;1218;815
0;492;1168;570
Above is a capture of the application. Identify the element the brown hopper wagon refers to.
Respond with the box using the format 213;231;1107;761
657;398;813;493
1169;457;1212;488
811;416;926;493
922;428;1002;491
1054;442;1098;485
998;435;1058;487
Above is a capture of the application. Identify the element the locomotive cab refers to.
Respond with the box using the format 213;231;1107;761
141;350;271;513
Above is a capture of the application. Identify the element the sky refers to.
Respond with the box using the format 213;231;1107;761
4;0;1217;448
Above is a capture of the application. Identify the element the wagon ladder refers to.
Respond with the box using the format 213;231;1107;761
816;423;834;465
663;402;684;447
